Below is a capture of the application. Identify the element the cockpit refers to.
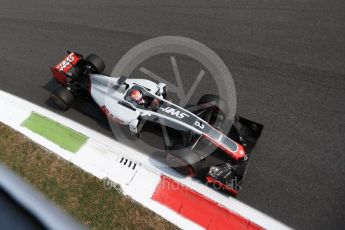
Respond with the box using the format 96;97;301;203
124;85;162;111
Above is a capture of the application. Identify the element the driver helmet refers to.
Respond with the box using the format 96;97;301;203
130;89;144;104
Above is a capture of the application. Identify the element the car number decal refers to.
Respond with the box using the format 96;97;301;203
195;120;205;129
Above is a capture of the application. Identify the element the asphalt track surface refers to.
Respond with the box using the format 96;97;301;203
0;0;344;229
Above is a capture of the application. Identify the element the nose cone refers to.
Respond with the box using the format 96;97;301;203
233;144;246;160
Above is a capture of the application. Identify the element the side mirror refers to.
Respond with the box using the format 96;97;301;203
157;83;166;97
129;119;139;134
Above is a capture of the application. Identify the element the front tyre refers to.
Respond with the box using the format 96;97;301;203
166;153;200;177
197;94;226;129
51;87;74;111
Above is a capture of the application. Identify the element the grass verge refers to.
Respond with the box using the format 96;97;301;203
0;122;177;230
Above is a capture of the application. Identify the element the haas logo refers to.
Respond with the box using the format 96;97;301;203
55;53;79;72
160;107;190;119
57;53;75;71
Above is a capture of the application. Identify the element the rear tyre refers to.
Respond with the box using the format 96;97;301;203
51;87;74;111
85;54;105;73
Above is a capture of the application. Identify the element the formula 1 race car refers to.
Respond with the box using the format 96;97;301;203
49;51;262;196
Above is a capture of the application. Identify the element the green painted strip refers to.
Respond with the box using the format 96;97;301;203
21;112;88;153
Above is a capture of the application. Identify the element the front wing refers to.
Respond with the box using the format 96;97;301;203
195;116;263;196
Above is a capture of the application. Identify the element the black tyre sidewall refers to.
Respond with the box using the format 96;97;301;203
197;94;226;126
51;87;74;111
197;94;222;110
85;54;105;74
166;153;200;177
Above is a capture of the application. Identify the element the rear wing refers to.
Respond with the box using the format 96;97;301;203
50;51;83;85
